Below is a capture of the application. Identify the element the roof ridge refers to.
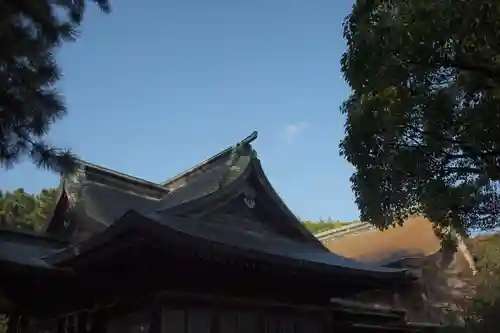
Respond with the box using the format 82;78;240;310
0;227;68;245
78;159;169;192
161;131;258;187
314;222;375;240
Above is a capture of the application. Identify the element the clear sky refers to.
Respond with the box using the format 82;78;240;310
0;0;359;222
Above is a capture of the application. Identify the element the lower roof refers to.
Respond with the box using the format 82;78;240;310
0;228;66;269
319;217;442;265
48;210;412;282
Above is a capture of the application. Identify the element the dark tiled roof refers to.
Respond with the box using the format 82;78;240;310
157;156;251;211
49;211;410;281
0;241;57;268
144;212;409;277
14;132;410;282
64;150;252;231
75;182;160;227
79;160;169;198
161;131;258;190
0;229;65;268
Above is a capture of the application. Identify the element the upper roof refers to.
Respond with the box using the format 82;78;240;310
161;131;258;191
44;131;320;245
318;217;442;265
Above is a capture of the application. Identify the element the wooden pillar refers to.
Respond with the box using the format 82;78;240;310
149;308;162;333
210;306;219;333
6;313;20;333
56;317;65;333
325;311;333;333
67;315;76;333
6;313;30;333
89;313;107;333
77;313;90;333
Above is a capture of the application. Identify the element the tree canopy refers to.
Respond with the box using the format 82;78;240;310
340;0;500;234
0;0;110;174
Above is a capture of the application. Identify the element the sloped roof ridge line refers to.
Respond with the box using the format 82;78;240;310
314;222;374;239
78;159;168;192
161;131;258;186
0;227;68;245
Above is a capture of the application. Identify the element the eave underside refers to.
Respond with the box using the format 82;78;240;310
49;211;412;286
0;206;413;316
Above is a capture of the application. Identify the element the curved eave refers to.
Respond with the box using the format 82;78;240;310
250;158;327;247
0;228;70;275
158;151;337;247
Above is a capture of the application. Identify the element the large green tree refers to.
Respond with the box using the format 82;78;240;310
340;0;500;234
0;0;109;174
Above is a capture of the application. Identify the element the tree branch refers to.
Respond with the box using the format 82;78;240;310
403;124;500;159
444;167;484;175
405;57;500;81
443;57;500;81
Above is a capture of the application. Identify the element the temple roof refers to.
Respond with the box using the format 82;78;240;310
15;132;412;284
45;131;320;245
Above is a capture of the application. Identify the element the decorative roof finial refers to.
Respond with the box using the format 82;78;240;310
218;131;258;188
241;131;258;146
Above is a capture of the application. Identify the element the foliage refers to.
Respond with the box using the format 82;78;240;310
339;0;500;234
0;0;110;174
302;218;351;234
455;234;500;333
467;233;500;272
0;187;59;232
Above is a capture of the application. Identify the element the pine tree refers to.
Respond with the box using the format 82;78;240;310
0;0;110;174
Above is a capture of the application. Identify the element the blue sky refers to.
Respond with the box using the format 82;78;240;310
0;0;359;222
